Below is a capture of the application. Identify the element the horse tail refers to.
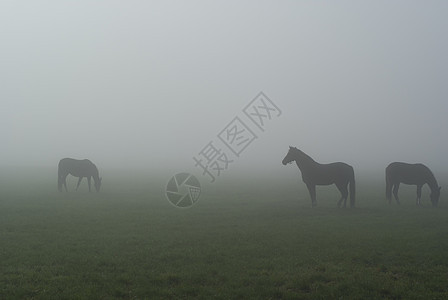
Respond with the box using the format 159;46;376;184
57;161;62;192
57;159;65;192
385;166;392;202
349;167;356;208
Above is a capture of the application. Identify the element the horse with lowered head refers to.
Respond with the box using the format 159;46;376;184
282;146;355;208
58;158;102;192
386;162;441;207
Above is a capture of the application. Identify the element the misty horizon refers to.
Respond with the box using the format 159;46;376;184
1;1;447;180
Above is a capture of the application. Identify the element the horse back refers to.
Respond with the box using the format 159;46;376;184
58;158;98;178
386;162;432;185
303;162;353;185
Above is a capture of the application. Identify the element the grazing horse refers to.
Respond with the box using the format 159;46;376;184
385;162;441;207
282;146;355;208
58;158;102;192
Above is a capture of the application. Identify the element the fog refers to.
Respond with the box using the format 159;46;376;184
1;1;447;181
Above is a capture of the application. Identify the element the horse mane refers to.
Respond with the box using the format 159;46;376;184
426;167;439;190
413;163;439;189
90;162;100;178
293;147;316;164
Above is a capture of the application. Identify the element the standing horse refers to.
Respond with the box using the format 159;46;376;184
385;162;440;207
58;158;102;192
282;146;355;208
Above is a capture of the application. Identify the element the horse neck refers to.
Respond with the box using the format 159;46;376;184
426;174;439;191
294;150;316;169
91;165;100;182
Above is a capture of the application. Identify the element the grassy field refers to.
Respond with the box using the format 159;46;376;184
1;168;448;299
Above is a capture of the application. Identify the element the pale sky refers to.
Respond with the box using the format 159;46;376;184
1;1;447;178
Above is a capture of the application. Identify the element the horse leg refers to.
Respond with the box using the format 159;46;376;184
416;185;423;206
392;183;400;204
87;176;92;192
58;175;64;192
306;183;317;207
76;177;83;190
336;183;348;208
62;175;68;192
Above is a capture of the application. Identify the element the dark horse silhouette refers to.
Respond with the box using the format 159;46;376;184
386;162;441;207
282;147;355;208
58;158;102;192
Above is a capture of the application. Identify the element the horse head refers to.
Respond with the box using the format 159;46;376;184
430;186;441;207
282;146;297;165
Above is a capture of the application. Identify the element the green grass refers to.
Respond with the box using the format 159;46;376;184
1;169;448;299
